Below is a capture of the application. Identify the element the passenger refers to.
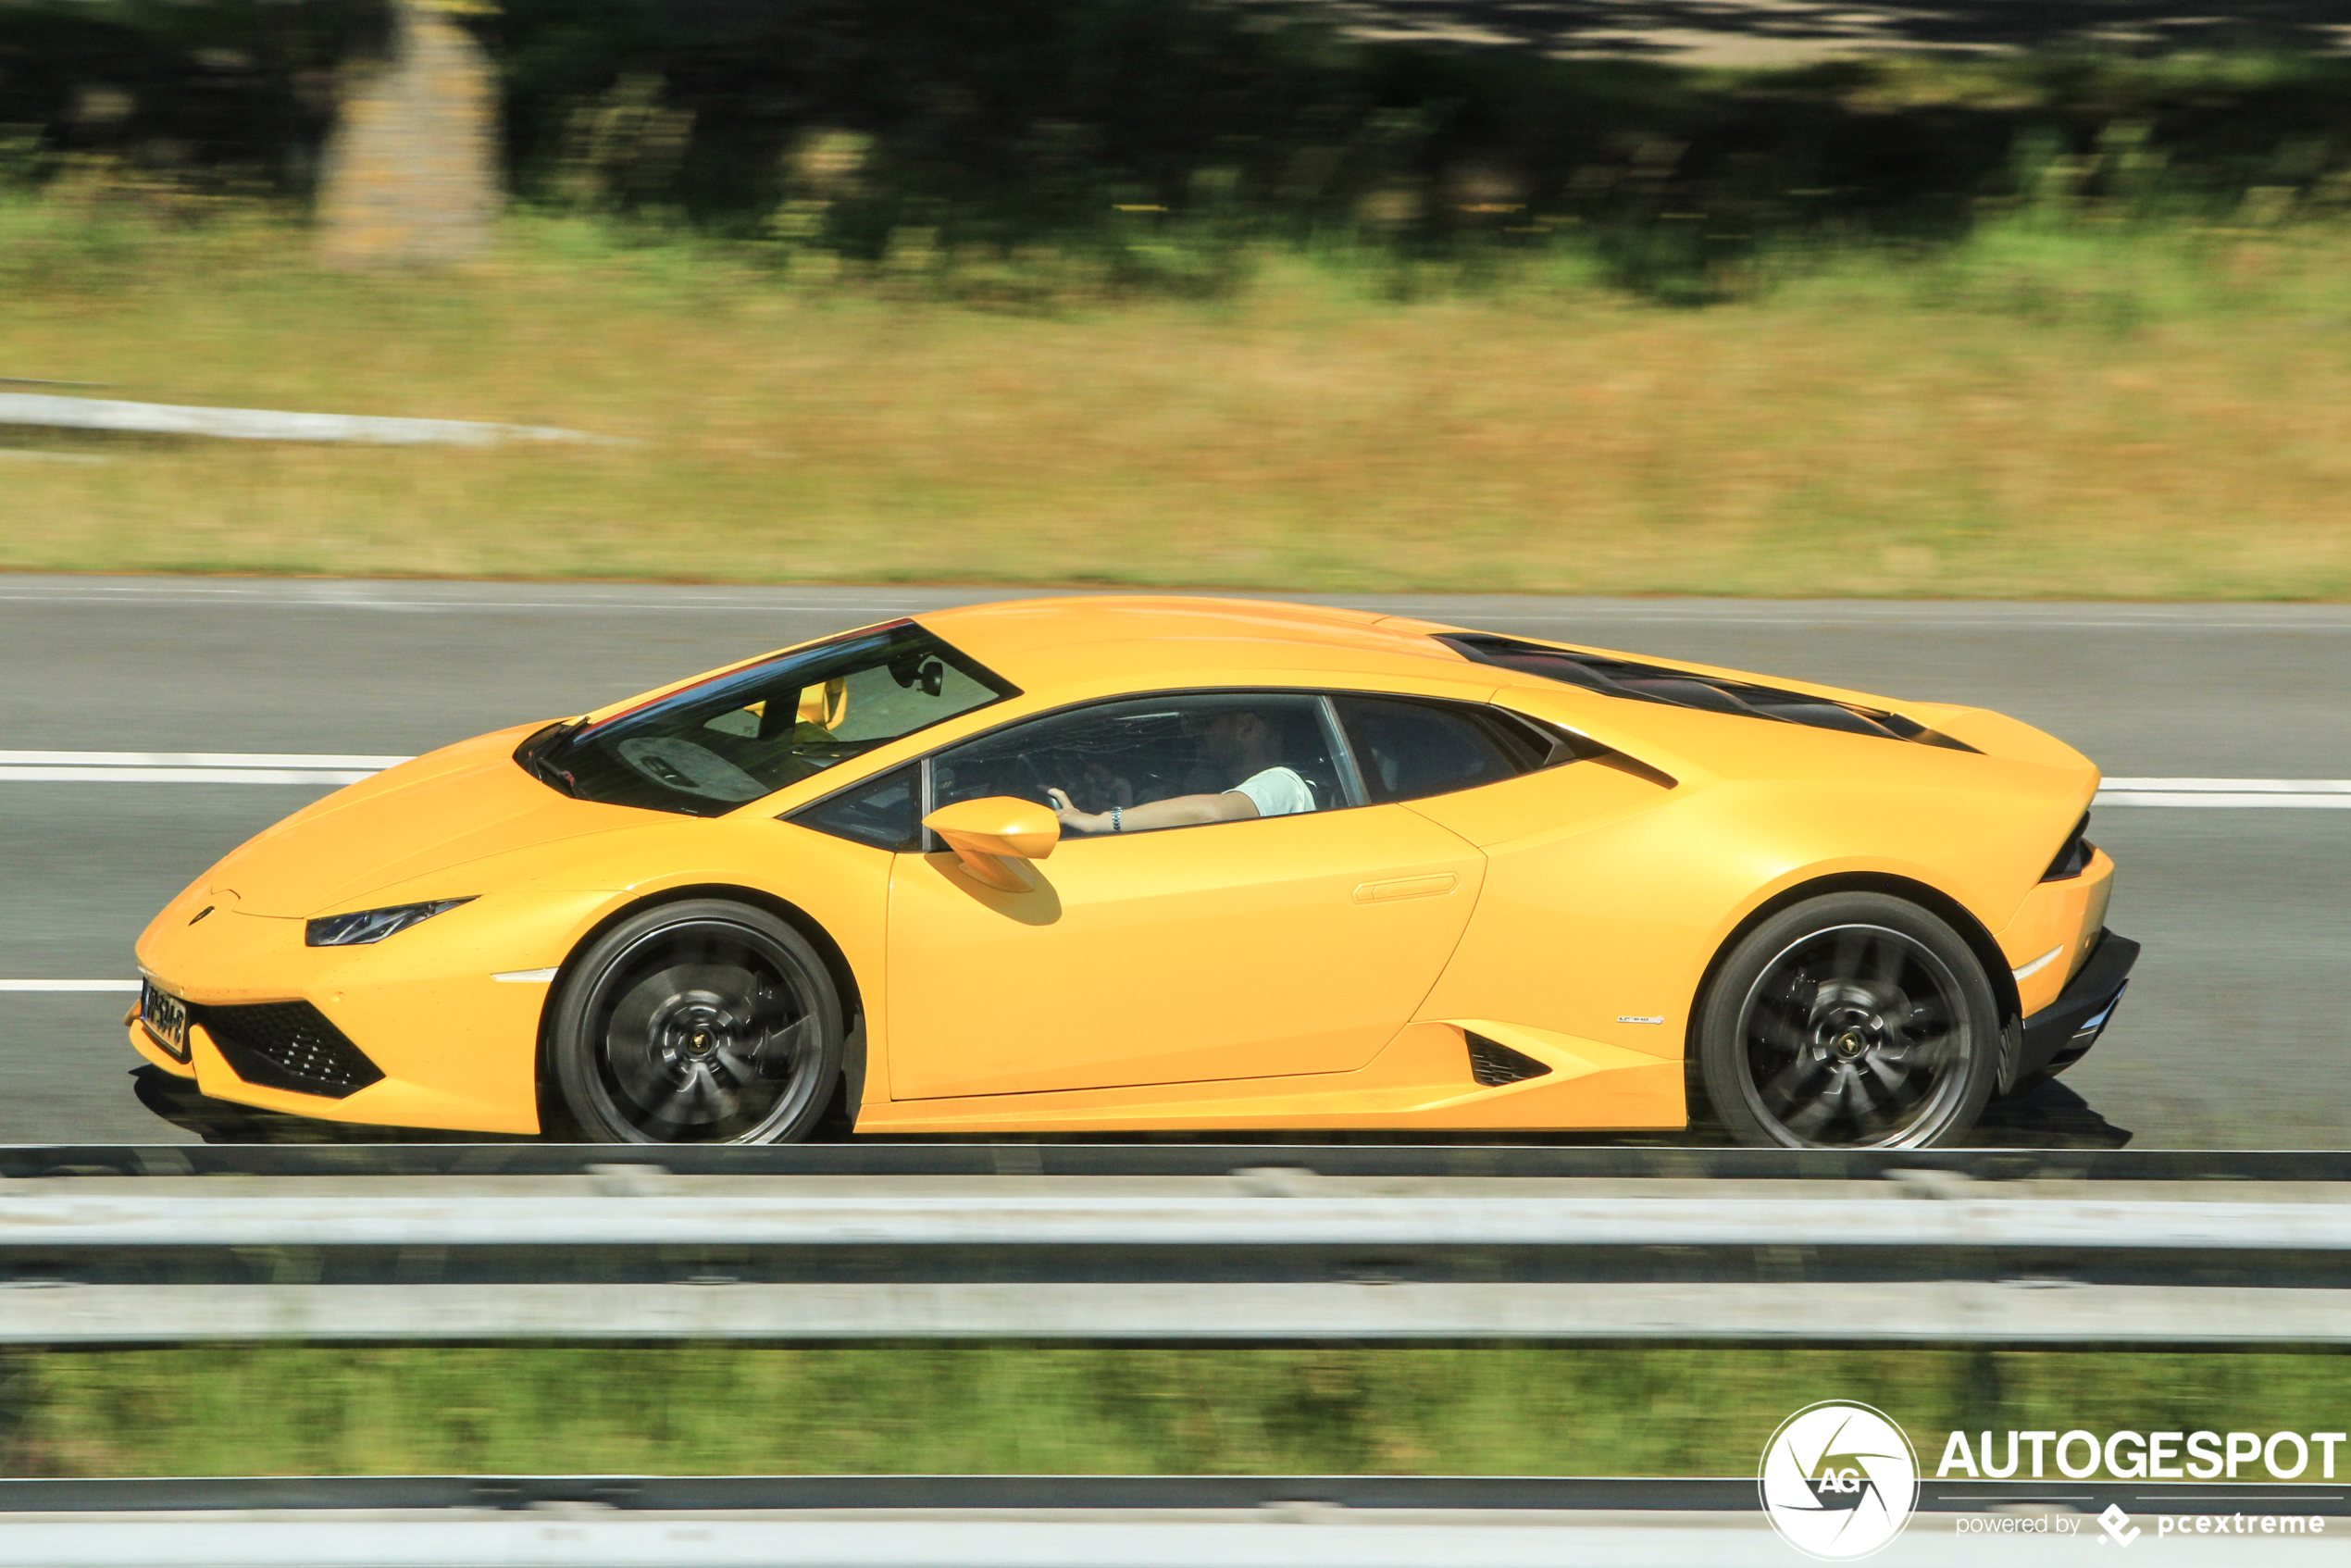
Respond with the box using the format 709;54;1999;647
1047;708;1313;834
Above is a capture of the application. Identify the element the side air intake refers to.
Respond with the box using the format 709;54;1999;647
1437;633;1979;752
1466;1031;1553;1088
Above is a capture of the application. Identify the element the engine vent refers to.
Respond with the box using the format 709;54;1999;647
1466;1031;1553;1088
1437;633;1979;752
193;1001;384;1100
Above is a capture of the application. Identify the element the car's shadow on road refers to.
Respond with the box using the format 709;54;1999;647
1968;1077;2133;1150
131;1067;535;1144
131;1065;2134;1150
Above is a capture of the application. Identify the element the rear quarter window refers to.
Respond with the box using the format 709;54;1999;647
1331;696;1554;805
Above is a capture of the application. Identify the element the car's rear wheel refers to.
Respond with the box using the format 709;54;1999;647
549;900;843;1144
1697;892;1999;1150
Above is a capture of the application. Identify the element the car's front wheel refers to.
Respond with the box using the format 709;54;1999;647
1696;892;2000;1150
548;899;844;1144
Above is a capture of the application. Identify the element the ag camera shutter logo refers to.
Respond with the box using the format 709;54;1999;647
1759;1401;1920;1560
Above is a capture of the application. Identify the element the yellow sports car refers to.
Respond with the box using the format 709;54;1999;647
131;597;2133;1149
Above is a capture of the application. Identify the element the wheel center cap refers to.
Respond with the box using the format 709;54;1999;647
1832;1029;1868;1059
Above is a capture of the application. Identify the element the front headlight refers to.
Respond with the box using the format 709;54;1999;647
305;898;475;948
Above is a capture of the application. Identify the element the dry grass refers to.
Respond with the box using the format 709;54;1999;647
6;218;2351;598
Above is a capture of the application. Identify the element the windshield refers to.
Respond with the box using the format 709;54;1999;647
517;621;1015;816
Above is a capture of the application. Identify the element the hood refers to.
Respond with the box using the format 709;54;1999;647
204;728;645;917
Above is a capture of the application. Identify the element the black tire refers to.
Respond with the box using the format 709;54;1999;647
549;899;844;1144
1696;892;2000;1150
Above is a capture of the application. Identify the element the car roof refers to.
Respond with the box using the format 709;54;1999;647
915;595;1475;685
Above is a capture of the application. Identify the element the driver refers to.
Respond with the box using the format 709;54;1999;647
1047;707;1313;834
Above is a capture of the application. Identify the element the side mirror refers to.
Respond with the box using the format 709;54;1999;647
922;796;1059;891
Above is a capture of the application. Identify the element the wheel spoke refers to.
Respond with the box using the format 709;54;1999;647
1864;1052;1913;1096
658;1060;739;1125
1751;1007;1811;1055
1900;996;1952;1035
1828;927;1868;980
1783;1073;1846;1137
1844;1064;1893;1132
1860;931;1906;990
1760;1049;1826;1112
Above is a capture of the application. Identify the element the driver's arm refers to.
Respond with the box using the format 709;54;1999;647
1046;788;1257;834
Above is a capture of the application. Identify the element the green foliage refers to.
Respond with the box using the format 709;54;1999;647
11;1343;2351;1476
10;3;2351;298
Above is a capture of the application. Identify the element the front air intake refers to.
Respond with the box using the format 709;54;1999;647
1466;1032;1552;1088
193;1001;384;1099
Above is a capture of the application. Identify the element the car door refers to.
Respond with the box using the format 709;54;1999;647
879;691;1488;1100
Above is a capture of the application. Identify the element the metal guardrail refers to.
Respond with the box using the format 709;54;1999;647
4;1474;2345;1515
0;1477;2339;1568
0;1146;2344;1345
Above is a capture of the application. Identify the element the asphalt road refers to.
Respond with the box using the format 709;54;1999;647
2;575;2345;1150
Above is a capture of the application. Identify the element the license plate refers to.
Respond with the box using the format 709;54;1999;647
140;979;190;1062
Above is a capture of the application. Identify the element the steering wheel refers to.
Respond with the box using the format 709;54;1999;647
1015;751;1058;804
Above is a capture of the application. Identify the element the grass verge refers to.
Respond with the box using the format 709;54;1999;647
9;1343;2351;1476
6;209;2351;599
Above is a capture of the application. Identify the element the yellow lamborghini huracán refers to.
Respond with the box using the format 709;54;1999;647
133;597;2133;1149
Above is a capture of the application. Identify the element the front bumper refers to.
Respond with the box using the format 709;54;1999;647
2016;927;2138;1081
130;892;605;1135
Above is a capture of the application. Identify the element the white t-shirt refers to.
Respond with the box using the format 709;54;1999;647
1228;765;1315;818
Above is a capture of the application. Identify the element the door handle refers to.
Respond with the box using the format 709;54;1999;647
1352;873;1458;903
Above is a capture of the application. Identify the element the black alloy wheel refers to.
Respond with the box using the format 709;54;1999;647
1697;892;2000;1150
549;900;844;1144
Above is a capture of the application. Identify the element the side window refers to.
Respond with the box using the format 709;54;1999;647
932;693;1349;832
787;762;922;852
1331;696;1553;805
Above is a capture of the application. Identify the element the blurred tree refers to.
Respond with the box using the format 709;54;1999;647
0;0;363;192
315;0;500;265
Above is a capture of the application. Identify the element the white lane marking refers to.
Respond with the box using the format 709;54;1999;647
2102;777;2351;792
2096;778;2351;808
0;750;408;785
0;588;934;613
0;579;2346;628
0;751;410;768
0;980;141;992
2010;947;2063;982
2096;790;2351;808
491;968;559;984
2;753;2348;806
0;767;376;784
0;594;926;614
